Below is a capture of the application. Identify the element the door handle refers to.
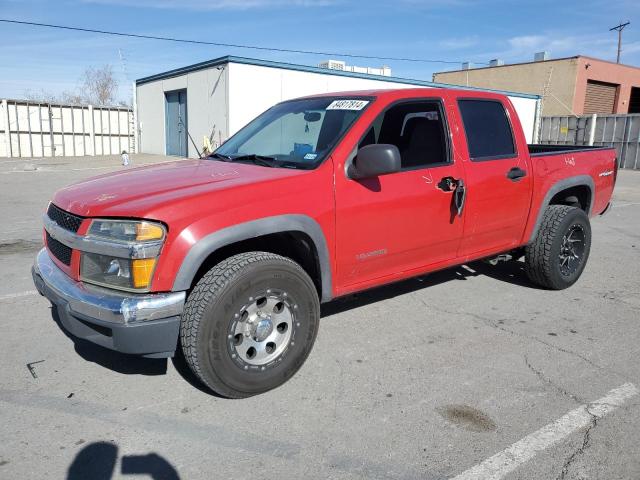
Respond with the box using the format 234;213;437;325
454;178;466;217
507;167;527;181
437;176;458;192
438;176;466;216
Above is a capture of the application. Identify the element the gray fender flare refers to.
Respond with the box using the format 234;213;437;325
527;175;595;244
172;214;333;302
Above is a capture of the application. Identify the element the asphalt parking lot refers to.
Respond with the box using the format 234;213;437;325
1;154;639;480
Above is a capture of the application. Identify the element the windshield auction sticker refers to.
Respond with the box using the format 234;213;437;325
326;100;370;111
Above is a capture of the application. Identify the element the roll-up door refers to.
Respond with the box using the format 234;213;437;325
583;80;618;114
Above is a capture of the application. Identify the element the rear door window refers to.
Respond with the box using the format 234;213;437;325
458;99;516;161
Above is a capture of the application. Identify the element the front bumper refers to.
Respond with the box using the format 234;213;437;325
32;248;185;358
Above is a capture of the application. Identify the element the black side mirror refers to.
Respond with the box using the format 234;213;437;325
303;111;322;122
348;144;401;179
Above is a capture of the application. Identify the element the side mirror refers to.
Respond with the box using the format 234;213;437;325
303;111;322;122
348;144;401;179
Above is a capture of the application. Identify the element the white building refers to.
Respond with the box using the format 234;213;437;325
135;55;541;158
318;59;392;77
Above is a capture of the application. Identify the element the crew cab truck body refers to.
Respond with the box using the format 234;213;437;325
32;88;616;397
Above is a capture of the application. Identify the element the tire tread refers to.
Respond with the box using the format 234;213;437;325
525;205;585;289
180;251;311;398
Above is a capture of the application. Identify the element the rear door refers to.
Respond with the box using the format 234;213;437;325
334;97;465;291
455;97;532;257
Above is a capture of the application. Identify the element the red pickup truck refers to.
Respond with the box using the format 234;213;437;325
32;88;616;397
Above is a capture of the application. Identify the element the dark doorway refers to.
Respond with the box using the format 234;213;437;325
165;89;188;157
629;87;640;114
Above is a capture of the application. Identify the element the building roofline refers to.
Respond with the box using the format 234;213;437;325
434;54;640;75
434;56;581;75
577;55;640;69
135;55;541;100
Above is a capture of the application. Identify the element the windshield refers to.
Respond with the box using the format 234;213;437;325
213;97;371;169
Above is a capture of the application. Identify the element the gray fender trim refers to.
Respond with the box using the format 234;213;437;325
527;175;595;244
172;215;333;302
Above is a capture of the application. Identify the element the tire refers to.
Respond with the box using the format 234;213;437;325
525;205;591;290
180;252;320;398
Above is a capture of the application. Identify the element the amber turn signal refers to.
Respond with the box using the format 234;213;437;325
136;222;165;241
132;258;157;288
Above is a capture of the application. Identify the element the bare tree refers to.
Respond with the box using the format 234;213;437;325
23;89;60;104
82;65;118;106
22;65;121;106
60;91;85;105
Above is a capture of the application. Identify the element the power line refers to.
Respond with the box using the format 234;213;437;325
0;18;478;66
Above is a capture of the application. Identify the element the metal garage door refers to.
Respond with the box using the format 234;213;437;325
583;80;617;114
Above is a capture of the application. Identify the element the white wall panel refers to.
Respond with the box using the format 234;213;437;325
508;96;537;143
1;100;134;158
136;66;228;158
228;63;539;142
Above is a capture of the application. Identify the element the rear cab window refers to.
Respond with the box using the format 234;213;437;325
458;99;516;161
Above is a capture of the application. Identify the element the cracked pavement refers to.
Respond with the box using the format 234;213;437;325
0;155;639;479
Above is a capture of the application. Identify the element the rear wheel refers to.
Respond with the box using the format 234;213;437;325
525;205;591;290
180;252;320;398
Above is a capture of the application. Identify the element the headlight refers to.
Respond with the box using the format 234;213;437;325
80;220;165;292
88;219;165;242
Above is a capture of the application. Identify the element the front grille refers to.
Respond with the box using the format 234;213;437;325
46;231;72;266
47;203;83;233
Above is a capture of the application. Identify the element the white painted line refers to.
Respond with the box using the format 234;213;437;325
0;166;111;174
451;382;638;480
612;201;640;208
0;290;38;301
0;162;158;174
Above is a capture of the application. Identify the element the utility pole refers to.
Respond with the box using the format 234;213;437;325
610;21;630;64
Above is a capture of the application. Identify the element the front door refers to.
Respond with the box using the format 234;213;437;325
335;99;465;292
165;89;188;157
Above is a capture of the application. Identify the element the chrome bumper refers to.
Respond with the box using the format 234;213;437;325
32;249;185;357
32;248;185;324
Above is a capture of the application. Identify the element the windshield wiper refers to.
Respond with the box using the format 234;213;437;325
229;154;279;168
209;152;234;161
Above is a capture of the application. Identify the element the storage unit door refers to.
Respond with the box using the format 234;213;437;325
583;80;617;114
165;89;188;157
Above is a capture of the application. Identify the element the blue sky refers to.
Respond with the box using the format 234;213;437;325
1;0;639;103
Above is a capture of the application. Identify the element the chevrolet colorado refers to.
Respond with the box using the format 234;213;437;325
32;88;617;397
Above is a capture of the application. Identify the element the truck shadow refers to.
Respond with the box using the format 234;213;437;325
321;259;536;317
67;441;180;480
50;306;168;376
48;303;217;394
48;260;535;384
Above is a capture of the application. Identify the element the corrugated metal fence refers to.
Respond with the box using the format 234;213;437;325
0;99;135;158
538;114;640;169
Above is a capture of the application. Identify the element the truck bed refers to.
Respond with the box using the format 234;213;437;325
528;144;612;157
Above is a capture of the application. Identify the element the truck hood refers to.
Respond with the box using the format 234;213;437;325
52;159;302;218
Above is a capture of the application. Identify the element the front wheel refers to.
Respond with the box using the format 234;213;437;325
180;252;320;398
525;205;591;290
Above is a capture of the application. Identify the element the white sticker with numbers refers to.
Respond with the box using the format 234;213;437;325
326;100;370;111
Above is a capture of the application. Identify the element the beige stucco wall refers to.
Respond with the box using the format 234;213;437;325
434;58;579;116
